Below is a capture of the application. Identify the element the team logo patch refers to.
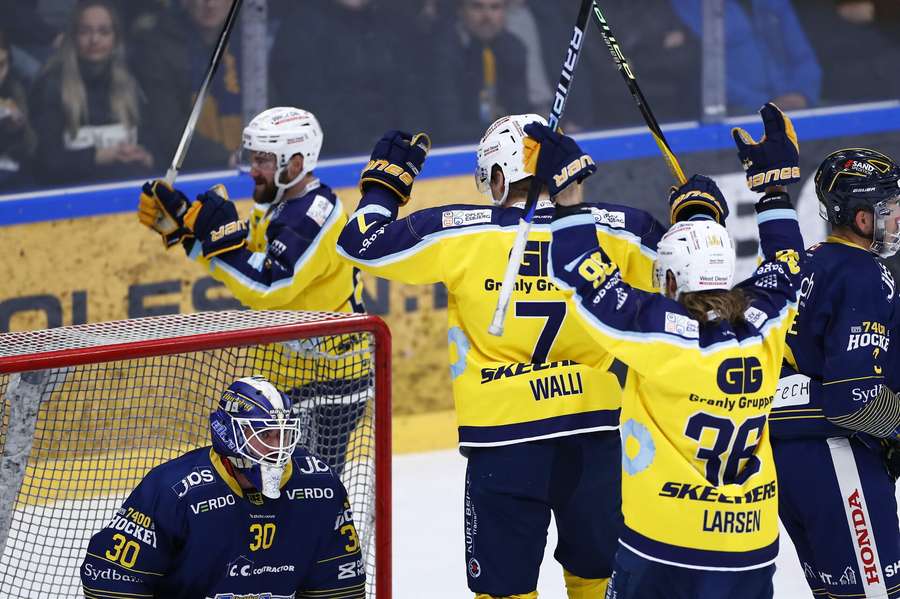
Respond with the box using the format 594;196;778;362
663;312;699;339
743;306;768;329
441;209;492;228
621;419;655;475
590;207;626;229
468;557;482;578
306;195;333;227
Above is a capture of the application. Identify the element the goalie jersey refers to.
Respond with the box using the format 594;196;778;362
548;206;801;570
81;446;365;599
769;237;899;439
188;179;364;314
337;187;664;447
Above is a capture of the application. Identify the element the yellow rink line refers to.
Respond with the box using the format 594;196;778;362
392;409;457;454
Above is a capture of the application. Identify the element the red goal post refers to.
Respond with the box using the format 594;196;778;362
0;310;391;598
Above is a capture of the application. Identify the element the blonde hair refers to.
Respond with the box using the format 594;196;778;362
47;0;139;137
680;289;749;326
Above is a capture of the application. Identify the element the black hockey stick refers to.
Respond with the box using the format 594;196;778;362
165;0;244;185
489;0;594;336
591;3;687;186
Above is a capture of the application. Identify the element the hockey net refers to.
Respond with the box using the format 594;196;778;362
0;310;391;598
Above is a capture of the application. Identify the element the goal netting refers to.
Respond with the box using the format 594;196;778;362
0;310;391;598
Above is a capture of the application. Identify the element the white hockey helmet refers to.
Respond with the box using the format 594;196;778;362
241;107;323;203
475;113;547;205
652;220;736;298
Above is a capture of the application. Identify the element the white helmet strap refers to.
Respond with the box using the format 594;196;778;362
273;158;309;204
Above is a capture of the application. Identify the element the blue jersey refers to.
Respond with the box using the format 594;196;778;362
770;237;899;439
81;446;365;599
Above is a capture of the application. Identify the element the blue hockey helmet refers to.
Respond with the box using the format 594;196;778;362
815;148;900;257
210;376;301;498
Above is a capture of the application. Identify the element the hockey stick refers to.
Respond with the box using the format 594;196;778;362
488;0;594;336
591;3;687;185
165;0;244;185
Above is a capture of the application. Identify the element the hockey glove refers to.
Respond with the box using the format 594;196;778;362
523;123;596;197
360;130;431;205
184;187;247;258
138;180;192;247
884;438;900;481
668;174;729;225
732;102;801;193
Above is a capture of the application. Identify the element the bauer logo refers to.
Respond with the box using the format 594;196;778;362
717;357;763;394
171;467;215;498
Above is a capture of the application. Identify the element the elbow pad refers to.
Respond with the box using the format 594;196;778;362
828;385;900;438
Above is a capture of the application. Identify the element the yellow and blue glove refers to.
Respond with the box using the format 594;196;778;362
523;122;596;197
138;180;192;247
360;130;431;205
184;188;247;258
732;102;801;193
668;174;729;225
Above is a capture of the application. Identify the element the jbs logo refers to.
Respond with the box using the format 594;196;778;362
717;357;763;394
171;468;215;498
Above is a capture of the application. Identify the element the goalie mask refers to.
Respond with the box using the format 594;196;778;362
240;107;324;205
815;148;900;258
653;221;736;299
210;376;301;499
475;114;546;205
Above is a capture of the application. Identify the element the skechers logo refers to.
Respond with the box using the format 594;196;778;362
717;357;763;394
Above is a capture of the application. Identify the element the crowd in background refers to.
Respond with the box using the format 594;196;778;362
0;0;898;193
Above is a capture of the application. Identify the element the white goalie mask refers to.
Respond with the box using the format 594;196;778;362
652;221;736;298
240;107;323;204
475;114;546;205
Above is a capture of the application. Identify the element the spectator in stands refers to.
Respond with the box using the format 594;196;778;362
527;1;700;132
271;0;422;158
0;29;37;192
669;0;822;114
505;0;552;113
431;0;530;145
30;0;154;186
0;1;63;83
132;0;242;172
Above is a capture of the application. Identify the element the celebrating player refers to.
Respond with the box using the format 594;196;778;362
543;110;802;597
336;114;692;598
762;138;900;594
80;376;365;599
137;107;369;476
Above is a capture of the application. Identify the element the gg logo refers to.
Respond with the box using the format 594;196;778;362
717;357;763;394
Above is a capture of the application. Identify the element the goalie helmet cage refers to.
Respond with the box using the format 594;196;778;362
0;310;391;599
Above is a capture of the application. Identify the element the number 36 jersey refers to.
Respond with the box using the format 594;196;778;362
337;188;664;447
81;446;365;599
548;207;802;570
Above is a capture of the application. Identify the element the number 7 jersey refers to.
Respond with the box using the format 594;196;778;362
337;188;665;447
